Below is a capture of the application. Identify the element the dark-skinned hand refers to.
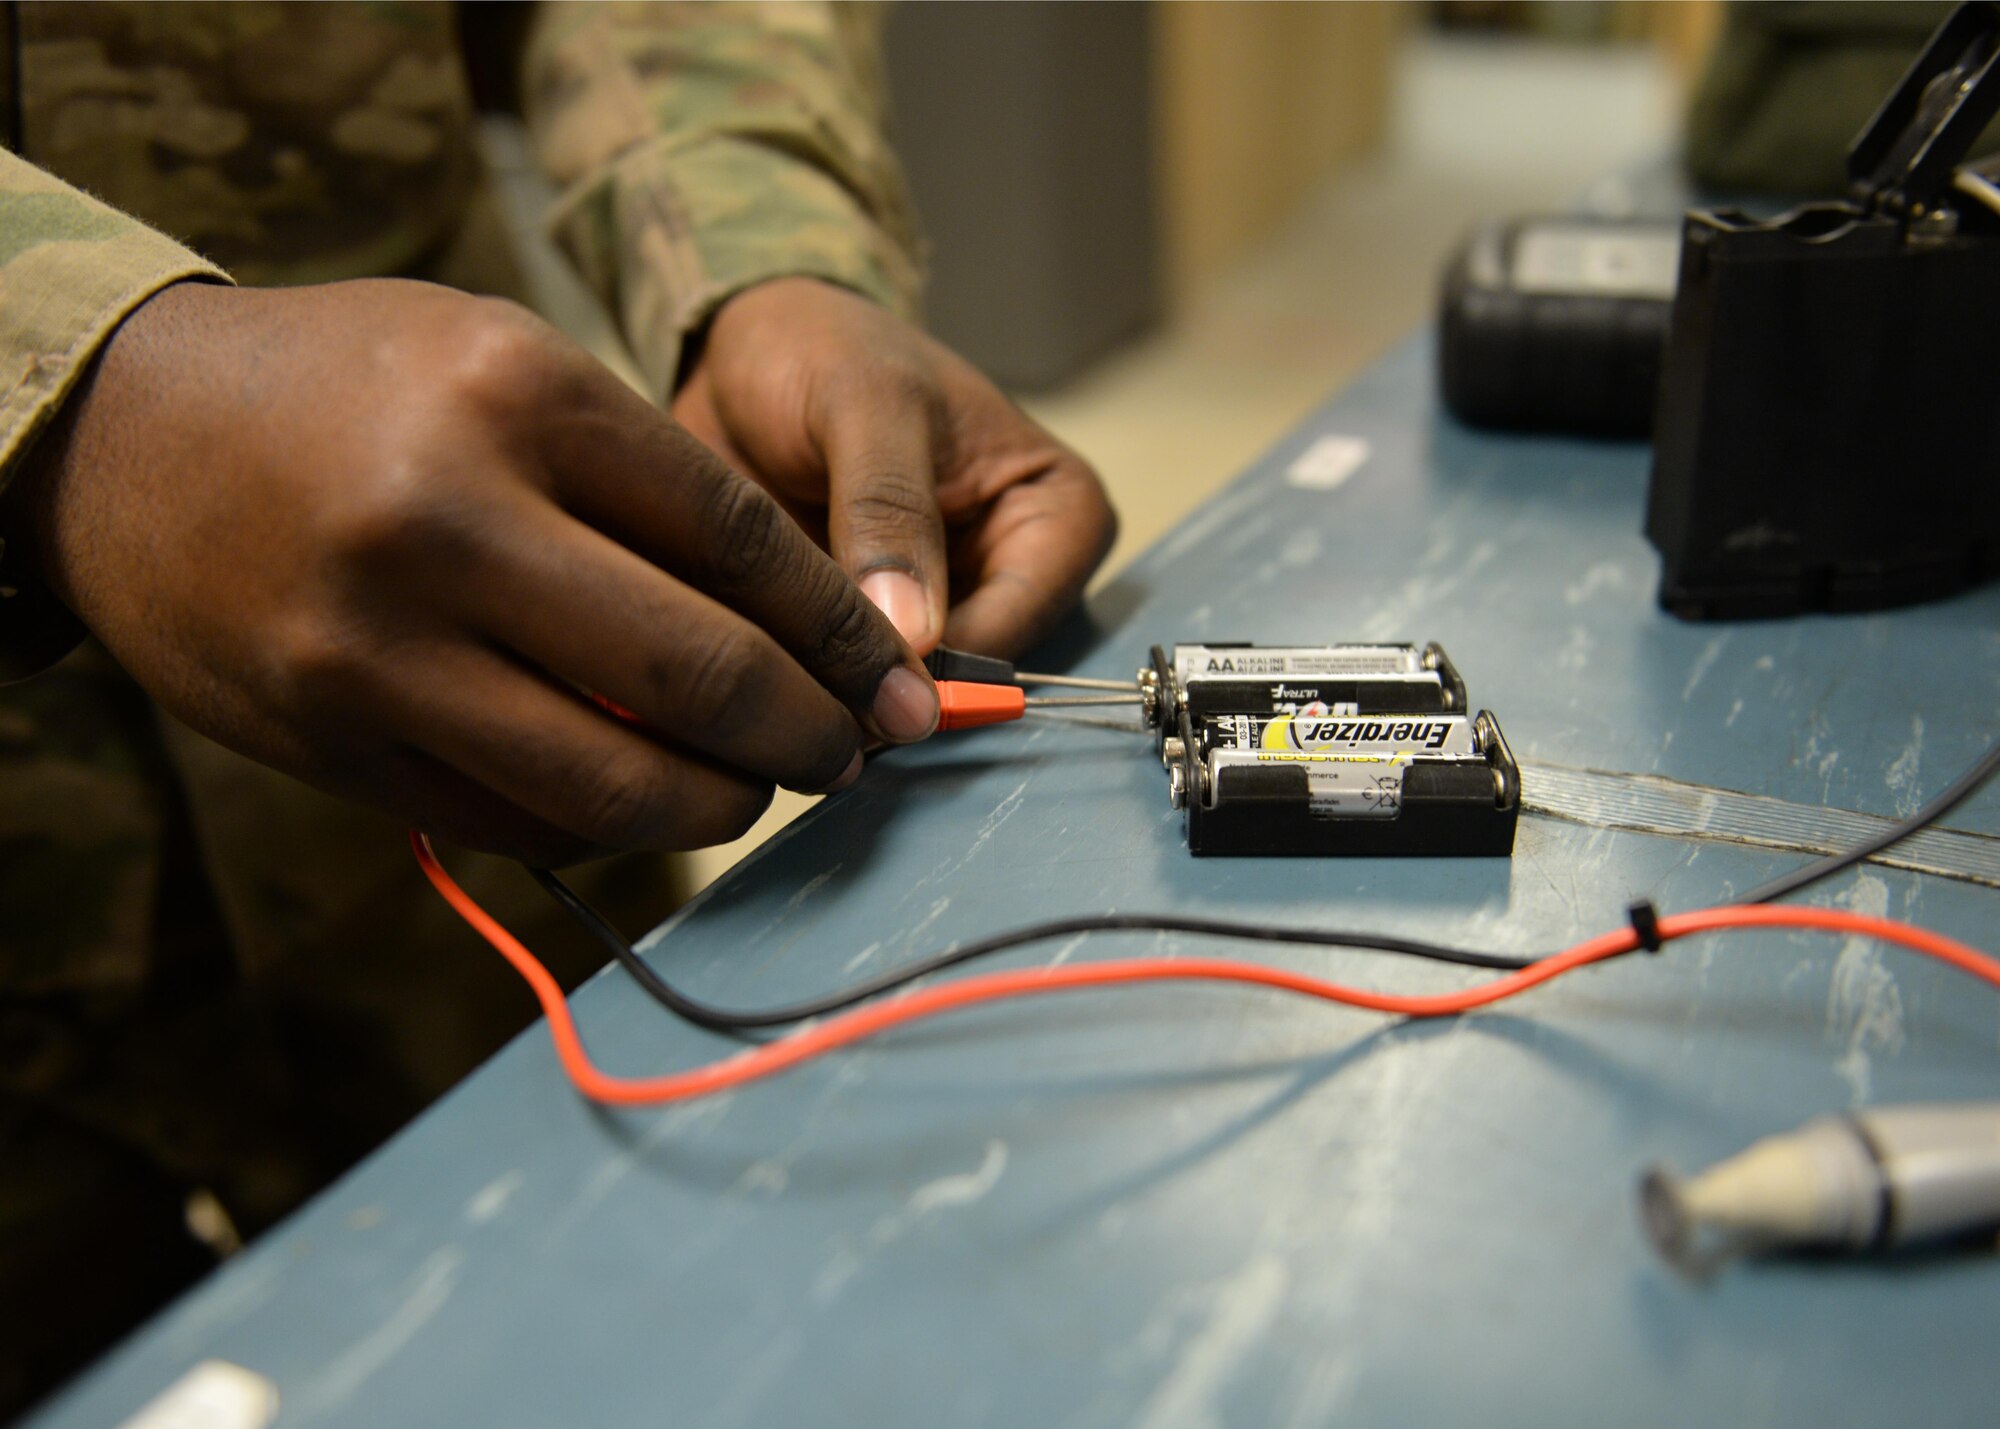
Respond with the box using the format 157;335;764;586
11;279;940;865
672;278;1117;659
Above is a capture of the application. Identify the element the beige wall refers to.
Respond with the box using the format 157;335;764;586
1644;0;1723;86
1153;1;1404;304
1151;1;1716;306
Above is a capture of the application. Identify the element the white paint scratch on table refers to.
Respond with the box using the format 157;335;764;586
1131;1254;1290;1429
812;1141;1010;1304
292;1248;462;1419
1825;874;1904;1106
464;1169;524;1224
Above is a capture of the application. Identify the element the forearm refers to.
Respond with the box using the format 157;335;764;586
521;0;926;398
0;150;229;681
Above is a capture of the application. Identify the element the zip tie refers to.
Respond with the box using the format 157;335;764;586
1628;899;1664;953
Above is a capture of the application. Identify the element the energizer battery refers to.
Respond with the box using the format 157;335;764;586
1205;711;1478;757
1164;707;1519;856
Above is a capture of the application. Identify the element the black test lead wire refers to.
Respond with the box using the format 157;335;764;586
527;871;1540;1033
543;713;2000;1033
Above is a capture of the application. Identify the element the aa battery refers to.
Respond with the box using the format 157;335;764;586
1151;642;1466;725
1171;643;1430;679
1172;707;1518;854
1206;711;1479;757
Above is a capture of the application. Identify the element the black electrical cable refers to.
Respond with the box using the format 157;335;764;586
1736;729;2000;905
528;867;1536;1032
538;727;2000;1032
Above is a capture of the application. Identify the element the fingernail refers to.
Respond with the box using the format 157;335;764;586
861;569;933;649
872;666;938;741
827;749;864;792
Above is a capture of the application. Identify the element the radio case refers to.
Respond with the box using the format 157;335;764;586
1646;1;2000;619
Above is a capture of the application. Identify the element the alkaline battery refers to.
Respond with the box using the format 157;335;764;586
1201;749;1444;818
1168;709;1519;856
1174;642;1428;677
1204;711;1478;757
1143;642;1467;728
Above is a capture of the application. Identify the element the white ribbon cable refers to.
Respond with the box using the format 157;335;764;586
1521;762;2000;890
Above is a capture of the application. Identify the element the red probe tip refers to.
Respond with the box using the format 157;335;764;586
935;680;1027;731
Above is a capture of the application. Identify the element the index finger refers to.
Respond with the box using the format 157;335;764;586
942;460;1117;658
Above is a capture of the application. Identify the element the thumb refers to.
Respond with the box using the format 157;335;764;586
819;383;949;654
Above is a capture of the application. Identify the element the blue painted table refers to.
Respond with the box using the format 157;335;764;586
36;337;2000;1429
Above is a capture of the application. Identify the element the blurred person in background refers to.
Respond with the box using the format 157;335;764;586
1687;0;1998;194
0;2;1113;1412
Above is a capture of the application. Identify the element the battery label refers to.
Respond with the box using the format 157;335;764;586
1173;644;1422;680
1210;712;1475;756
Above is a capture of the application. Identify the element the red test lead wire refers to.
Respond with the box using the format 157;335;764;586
410;832;2000;1109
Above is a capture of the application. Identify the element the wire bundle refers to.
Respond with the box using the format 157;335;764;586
409;727;2000;1107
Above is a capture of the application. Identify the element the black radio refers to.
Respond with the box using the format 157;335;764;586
1646;1;2000;619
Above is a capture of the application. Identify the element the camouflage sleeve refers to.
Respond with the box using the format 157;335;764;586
522;1;927;399
0;149;229;683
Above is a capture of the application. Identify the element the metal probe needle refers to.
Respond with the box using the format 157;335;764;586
1023;693;1148;733
1027;711;1150;733
1015;672;1142;692
934;681;1144;731
1023;694;1147;707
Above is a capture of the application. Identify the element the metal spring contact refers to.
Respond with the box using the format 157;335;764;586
1162;735;1211;810
1420;642;1462;710
1474;710;1515;809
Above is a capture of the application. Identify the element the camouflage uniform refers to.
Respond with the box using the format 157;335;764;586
0;2;925;1413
